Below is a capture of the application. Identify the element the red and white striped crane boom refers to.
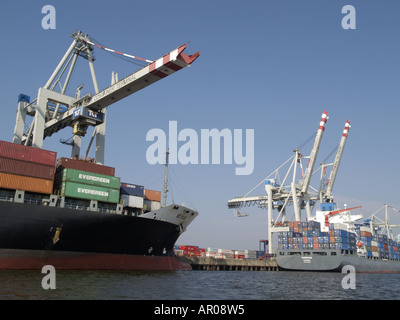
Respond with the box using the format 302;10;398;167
324;120;351;200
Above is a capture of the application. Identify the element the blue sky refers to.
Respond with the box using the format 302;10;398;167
0;1;399;250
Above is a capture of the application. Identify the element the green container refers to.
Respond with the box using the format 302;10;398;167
61;181;120;203
62;168;120;189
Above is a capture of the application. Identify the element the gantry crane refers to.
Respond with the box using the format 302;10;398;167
366;204;400;240
228;110;353;253
12;31;200;164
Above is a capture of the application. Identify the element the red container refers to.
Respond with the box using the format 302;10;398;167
56;157;115;177
0;172;53;194
0;140;57;167
0;157;55;180
144;189;161;202
303;237;308;244
179;245;198;252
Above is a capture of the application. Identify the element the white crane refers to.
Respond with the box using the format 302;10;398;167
227;110;356;254
323;120;351;201
12;31;200;164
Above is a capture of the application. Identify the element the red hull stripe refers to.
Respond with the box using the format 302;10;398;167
0;249;191;271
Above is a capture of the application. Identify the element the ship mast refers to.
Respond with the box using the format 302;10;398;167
162;149;170;207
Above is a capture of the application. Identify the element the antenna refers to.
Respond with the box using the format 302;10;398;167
163;149;170;207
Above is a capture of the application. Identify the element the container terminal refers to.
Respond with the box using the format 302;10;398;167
227;110;400;273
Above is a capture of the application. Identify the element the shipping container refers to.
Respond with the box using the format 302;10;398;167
120;183;144;197
205;252;217;257
61;168;120;189
0;140;57;167
144;199;161;211
61;181;120;203
56;157;115;177
144;189;162;202
0;172;53;194
121;194;144;208
0;157;55;180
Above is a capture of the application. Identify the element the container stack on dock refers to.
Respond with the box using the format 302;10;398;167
174;245;263;260
54;158;120;203
278;220;357;251
355;225;399;260
0;140;57;194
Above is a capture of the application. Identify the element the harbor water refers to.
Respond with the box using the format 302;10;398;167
1;270;399;300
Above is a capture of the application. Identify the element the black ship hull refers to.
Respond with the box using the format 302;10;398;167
0;201;191;270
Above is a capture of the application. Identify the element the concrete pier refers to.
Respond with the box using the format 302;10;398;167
178;256;279;271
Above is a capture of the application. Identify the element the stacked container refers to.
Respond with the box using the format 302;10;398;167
278;220;357;251
354;225;399;259
120;183;144;209
0;140;57;194
56;157;115;176
54;158;120;203
144;189;161;211
57;168;120;203
174;245;202;257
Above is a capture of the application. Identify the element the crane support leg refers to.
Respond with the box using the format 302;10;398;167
266;184;273;254
292;182;301;221
12;100;27;144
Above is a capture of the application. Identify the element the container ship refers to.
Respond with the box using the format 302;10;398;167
276;203;400;273
0;31;199;270
228;110;400;273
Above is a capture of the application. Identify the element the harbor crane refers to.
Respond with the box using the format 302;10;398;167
228;110;352;253
12;31;200;164
366;204;400;240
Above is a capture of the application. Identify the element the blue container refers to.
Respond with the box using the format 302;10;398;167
334;230;348;237
321;203;335;211
120;182;145;197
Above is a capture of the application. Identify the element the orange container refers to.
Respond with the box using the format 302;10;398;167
0;172;53;194
144;189;161;202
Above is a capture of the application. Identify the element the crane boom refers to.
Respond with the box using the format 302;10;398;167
324;206;362;227
300;110;328;194
325;120;350;199
43;43;199;138
82;43;199;111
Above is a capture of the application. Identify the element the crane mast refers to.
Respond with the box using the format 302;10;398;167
324;120;350;200
300;110;328;194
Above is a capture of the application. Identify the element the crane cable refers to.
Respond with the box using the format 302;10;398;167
82;38;154;64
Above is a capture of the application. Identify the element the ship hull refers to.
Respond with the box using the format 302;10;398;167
277;249;400;273
0;201;192;271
